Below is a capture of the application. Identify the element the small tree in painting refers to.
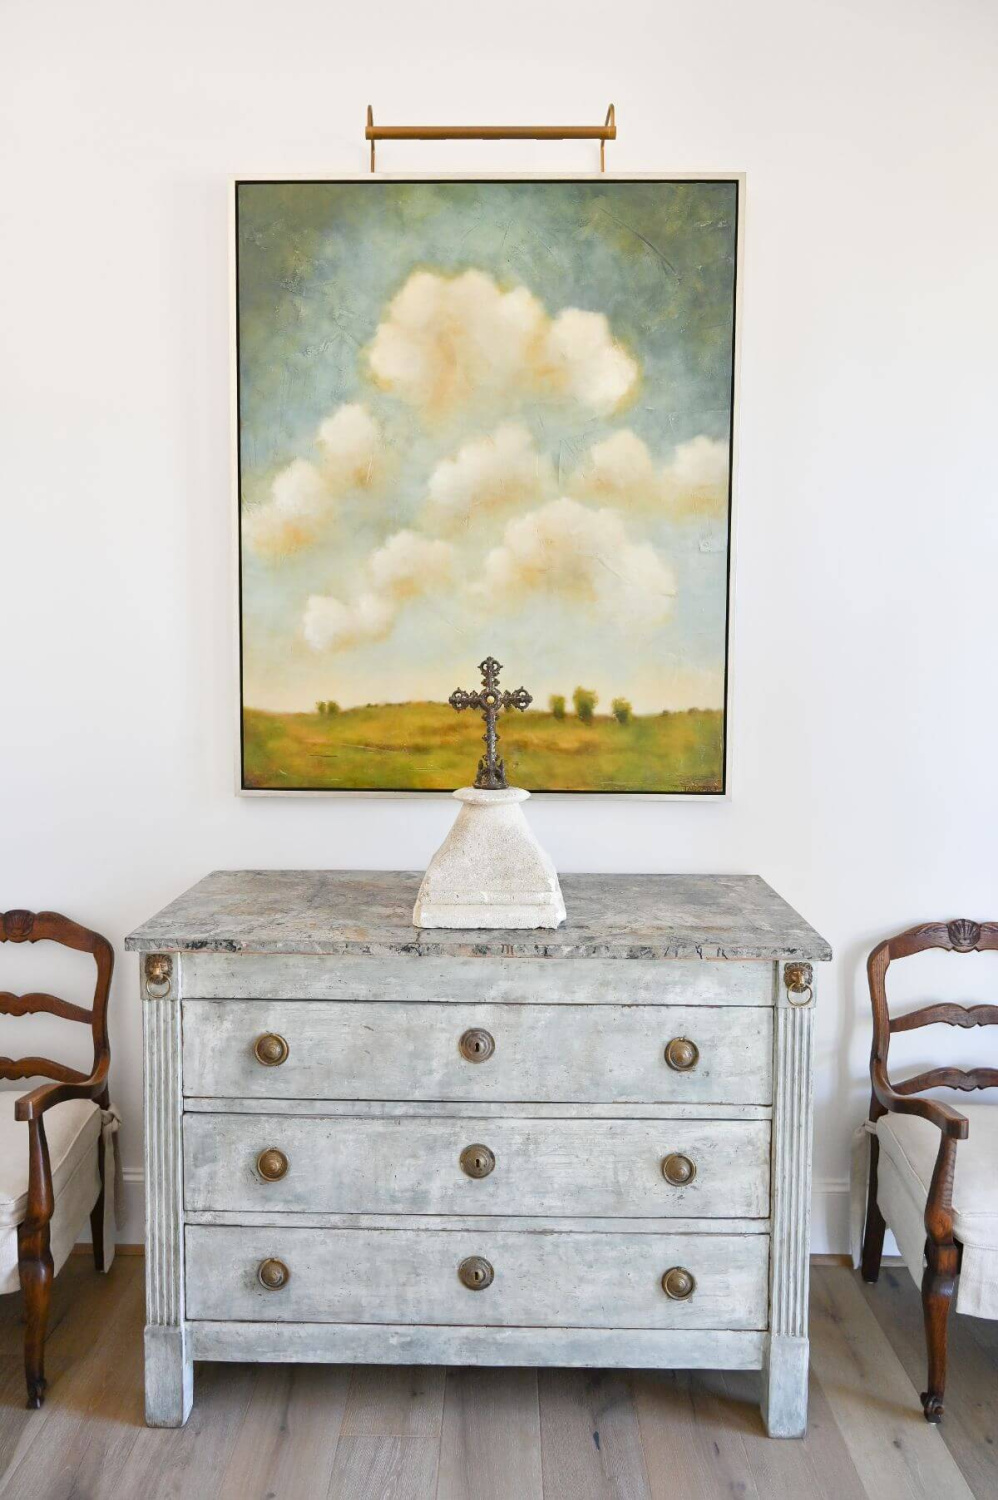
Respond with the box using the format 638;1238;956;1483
611;697;632;726
549;694;566;720
326;701;340;715
573;686;598;724
315;701;326;715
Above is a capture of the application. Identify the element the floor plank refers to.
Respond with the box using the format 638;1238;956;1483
0;1256;132;1484
859;1264;998;1500
809;1266;975;1500
436;1366;543;1500
339;1363;446;1438
539;1368;652;1500
0;1262;145;1500
327;1435;440;1500
106;1360;258;1500
1;1261;996;1500
633;1368;760;1500
720;1367;869;1500
217;1362;351;1500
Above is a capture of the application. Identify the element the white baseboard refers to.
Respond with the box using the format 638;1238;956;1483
91;1173;886;1259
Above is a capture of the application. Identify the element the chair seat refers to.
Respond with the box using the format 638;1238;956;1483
0;1097;102;1228
878;1103;998;1251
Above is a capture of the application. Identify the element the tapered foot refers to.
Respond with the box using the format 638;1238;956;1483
921;1391;944;1423
26;1376;47;1410
762;1334;809;1437
145;1324;193;1427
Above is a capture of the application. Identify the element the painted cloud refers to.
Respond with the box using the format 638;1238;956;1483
481;497;676;631
244;403;384;559
367;269;638;418
571;431;729;519
304;529;455;653
426;423;556;527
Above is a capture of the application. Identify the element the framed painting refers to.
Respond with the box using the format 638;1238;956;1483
234;176;740;794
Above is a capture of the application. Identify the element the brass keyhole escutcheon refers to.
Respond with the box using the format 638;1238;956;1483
460;1144;496;1179
662;1266;696;1300
458;1255;494;1290
459;1028;495;1063
258;1257;290;1291
664;1037;699;1072
661;1152;696;1186
256;1148;289;1182
254;1032;289;1067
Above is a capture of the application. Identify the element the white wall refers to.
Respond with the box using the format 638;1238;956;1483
2;0;997;1250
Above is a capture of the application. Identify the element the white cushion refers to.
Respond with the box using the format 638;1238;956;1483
877;1103;998;1251
0;1096;102;1228
875;1102;998;1318
0;1095;106;1296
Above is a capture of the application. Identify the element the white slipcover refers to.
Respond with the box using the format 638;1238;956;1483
0;1096;121;1296
851;1103;998;1318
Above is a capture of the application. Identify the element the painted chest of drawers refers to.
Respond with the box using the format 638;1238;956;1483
125;871;830;1436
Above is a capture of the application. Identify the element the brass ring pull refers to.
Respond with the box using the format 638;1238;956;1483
143;955;172;1000
661;1152;697;1186
664;1037;699;1072
458;1255;494;1290
784;962;813;1007
662;1266;696;1300
460;1144;496;1179
256;1148;289;1181
258;1257;290;1290
459;1028;495;1063
254;1032;289;1067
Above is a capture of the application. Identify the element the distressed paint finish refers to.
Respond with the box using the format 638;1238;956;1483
182;1211;771;1235
141;958;192;1427
124;870;832;962
181;1098;773;1121
179;951;776;1005
183;1115;771;1219
185;1225;770;1329
762;965;817;1437
181;999;774;1105
190;1322;767;1370
128;871;829;1434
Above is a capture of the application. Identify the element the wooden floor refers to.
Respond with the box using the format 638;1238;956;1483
1;1258;996;1499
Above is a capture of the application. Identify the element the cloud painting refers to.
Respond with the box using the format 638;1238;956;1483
236;179;738;793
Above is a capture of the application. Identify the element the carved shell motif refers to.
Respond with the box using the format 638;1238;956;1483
947;919;981;952
1;910;35;943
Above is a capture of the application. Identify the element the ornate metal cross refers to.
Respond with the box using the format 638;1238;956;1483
449;656;532;790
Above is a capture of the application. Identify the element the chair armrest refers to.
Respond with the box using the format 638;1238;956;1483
872;1071;968;1139
14;1059;109;1122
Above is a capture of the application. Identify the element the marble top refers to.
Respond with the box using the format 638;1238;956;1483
124;871;831;962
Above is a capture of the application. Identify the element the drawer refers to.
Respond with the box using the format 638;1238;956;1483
181;952;776;1006
185;1225;770;1330
183;1114;771;1219
182;1001;773;1105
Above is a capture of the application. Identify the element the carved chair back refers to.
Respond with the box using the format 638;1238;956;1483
868;919;998;1130
0;910;113;1106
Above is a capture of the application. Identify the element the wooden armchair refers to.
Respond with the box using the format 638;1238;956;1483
860;918;998;1423
1;909;115;1408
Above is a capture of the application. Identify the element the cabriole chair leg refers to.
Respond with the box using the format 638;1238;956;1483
17;1220;54;1409
920;1239;958;1422
861;1135;886;1283
90;1132;108;1273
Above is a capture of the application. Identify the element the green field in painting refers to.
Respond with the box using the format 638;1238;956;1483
243;704;724;793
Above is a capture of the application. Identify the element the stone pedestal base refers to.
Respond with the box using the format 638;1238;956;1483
413;787;566;930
